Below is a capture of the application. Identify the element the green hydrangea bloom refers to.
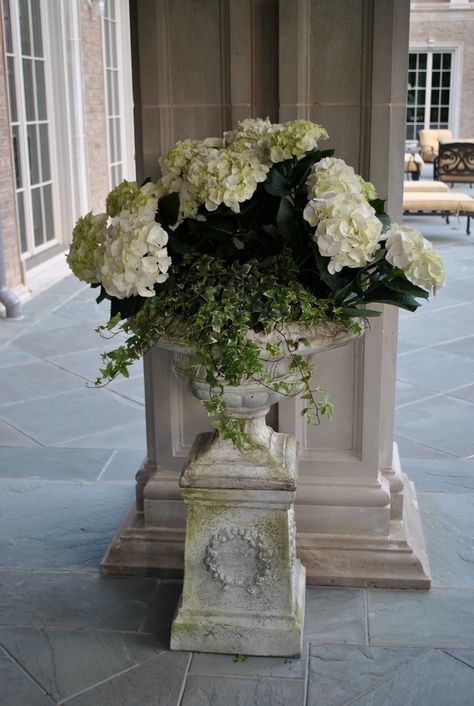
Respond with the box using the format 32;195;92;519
67;212;107;284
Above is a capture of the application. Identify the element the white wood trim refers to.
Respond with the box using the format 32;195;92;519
409;43;462;136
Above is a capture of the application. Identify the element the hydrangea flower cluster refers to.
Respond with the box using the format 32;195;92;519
68;181;170;299
303;156;445;293
304;193;382;274
67;212;107;284
383;224;446;294
157;118;328;222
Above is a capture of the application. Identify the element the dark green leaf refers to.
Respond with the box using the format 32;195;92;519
157;192;180;228
265;167;290;196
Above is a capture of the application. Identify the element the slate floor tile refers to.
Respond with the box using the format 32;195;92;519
0;648;53;706
58;419;146;451
0;627;163;702
190;650;306;679
14;324;106;359
0;479;134;570
307;644;427;706
396;349;474;393
347;649;474;706
0;572;157;631
0;345;38;368
0;420;41;447
0;360;84;406
445;649;474;670
367;589;474;648
180;674;305;706
0;447;112;480
394;435;457;460
304;587;366;645
433;334;474;360
397;303;474;347
419;493;474;589
0;388;144;446
49;349;143;383
401;459;474;492
395;380;438;408
139;580;182;636
64;651;190;706
107;375;145;404
395;395;474;457
98;449;145;481
450;384;474;404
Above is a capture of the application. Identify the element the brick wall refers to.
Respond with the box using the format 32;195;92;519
0;14;23;290
80;0;109;213
410;8;474;137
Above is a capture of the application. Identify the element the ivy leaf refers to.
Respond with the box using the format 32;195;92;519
157;192;180;228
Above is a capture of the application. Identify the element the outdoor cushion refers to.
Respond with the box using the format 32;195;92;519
404;153;424;172
419;129;453;162
403;181;449;193
403;191;474;212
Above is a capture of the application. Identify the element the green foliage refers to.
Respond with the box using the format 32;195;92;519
95;152;431;449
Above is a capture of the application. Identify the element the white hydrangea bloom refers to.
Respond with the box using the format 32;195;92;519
310;193;382;274
384;224;445;294
97;203;171;299
67;212;107;284
267;120;328;163
306;157;376;201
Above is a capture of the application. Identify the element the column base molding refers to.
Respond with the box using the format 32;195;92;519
102;460;431;589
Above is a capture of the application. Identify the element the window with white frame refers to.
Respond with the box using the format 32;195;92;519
406;50;454;141
2;0;56;258
103;0;124;188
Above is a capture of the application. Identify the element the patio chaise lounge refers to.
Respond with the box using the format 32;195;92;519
403;182;474;235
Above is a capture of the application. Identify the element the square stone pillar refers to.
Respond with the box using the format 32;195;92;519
102;0;430;589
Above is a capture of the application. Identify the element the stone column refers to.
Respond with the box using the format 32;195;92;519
102;0;431;589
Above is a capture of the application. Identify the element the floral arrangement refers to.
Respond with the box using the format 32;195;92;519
68;118;445;446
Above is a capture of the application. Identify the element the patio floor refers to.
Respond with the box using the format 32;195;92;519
1;181;474;704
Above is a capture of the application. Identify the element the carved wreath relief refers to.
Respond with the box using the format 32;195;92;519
204;528;272;594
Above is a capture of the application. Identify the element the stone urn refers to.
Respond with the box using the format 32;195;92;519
160;319;363;657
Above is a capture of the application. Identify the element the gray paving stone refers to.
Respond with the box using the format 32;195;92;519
445;649;474;669
450;384;474;404
419;493;474;589
0;388;144;446
433;334;474;360
0;360;85;406
397;303;474;347
0;420;41;447
395;395;474;458
348;649;474;706
65;651;189;706
0;571;157;631
396;341;424;356
107;375;145;405
396;349;474;393
139;580;182;636
0;447;112;480
304;587;366;644
190;650;306;679
0;479;134;570
367;589;474;648
0;345;38;368
181;674;305;706
402;459;474;492
395;380;438;409
98;450;145;481
307;644;427;706
0;648;53;706
58;419;146;450
14;324;106;359
0;627;163;702
49;348;143;383
395;435;457;460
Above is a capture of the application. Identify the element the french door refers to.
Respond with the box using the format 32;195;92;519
3;0;57;259
406;50;455;141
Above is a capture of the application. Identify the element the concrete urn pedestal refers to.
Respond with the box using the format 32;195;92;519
165;322;361;656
